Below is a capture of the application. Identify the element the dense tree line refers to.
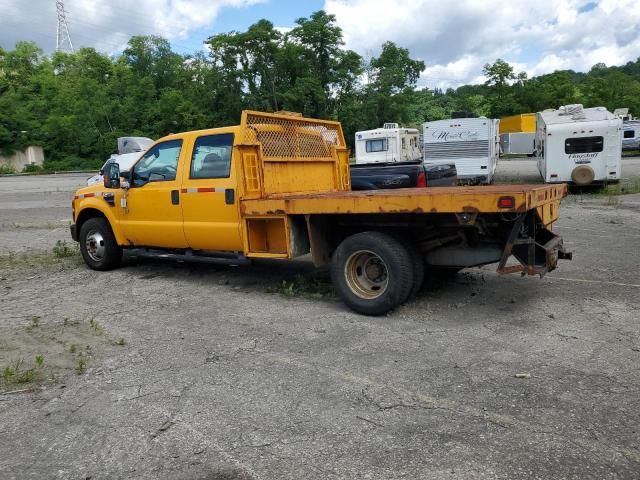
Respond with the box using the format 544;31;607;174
1;10;640;171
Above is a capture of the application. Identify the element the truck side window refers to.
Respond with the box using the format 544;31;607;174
565;136;603;154
366;139;388;153
190;133;234;179
132;139;183;187
624;130;635;138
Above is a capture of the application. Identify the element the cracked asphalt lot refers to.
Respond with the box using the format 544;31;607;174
1;167;639;479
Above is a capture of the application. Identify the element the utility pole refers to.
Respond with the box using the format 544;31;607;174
55;0;74;53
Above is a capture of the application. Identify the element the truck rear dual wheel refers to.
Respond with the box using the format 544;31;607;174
79;218;122;271
331;232;418;316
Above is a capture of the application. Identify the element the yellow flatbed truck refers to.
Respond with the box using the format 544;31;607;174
70;111;571;315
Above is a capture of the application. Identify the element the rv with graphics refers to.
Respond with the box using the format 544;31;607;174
422;117;500;184
535;105;622;186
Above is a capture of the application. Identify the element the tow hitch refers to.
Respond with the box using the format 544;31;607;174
497;211;572;277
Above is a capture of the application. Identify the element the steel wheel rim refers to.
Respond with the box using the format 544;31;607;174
85;229;105;262
344;250;389;299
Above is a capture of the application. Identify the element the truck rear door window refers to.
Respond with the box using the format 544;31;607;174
190;133;234;179
366;139;388;153
565;136;603;154
624;130;635;138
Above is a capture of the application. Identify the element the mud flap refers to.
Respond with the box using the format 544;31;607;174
497;212;572;277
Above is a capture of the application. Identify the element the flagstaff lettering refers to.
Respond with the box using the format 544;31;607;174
569;152;599;164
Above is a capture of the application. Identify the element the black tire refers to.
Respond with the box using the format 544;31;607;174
330;231;414;316
405;241;425;300
79;217;122;271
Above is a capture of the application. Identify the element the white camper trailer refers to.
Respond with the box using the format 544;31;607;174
423;118;500;184
500;132;535;156
354;124;421;164
535;105;622;186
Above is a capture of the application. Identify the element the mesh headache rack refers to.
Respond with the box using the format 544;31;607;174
239;110;346;162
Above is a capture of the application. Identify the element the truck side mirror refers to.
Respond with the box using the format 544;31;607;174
103;162;121;189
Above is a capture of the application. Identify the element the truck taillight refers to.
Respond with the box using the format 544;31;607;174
498;196;515;209
417;171;427;188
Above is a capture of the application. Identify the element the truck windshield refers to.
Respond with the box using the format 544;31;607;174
132;139;183;186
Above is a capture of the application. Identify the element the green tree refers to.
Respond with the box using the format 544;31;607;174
482;58;520;117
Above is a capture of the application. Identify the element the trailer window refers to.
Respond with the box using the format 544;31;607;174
366;139;388;153
624;130;635;139
190;133;234;179
565;136;603;154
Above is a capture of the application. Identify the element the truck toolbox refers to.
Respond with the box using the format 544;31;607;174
71;110;571;315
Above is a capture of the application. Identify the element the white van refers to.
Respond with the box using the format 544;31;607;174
535;105;622;185
622;121;640;151
422;118;500;184
354;124;421;164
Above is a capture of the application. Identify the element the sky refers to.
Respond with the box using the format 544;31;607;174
1;0;639;89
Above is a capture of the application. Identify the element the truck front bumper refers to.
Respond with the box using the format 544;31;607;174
70;224;78;242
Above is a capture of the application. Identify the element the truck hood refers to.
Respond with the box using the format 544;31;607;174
74;183;107;198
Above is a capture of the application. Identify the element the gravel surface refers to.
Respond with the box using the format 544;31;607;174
0;163;639;479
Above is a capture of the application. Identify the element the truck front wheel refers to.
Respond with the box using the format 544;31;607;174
79;217;122;271
331;232;414;316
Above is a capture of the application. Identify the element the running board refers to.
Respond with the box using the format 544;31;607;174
126;248;251;266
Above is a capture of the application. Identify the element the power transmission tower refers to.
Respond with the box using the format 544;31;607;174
55;0;74;53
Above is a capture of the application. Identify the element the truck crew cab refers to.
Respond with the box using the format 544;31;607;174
71;111;571;315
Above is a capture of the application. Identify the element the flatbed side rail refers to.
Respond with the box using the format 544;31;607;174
240;184;569;217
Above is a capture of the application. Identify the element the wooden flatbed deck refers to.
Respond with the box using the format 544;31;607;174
240;184;568;216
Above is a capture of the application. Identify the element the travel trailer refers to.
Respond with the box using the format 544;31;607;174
500;132;535;156
354;124;421;164
535;105;622;186
499;113;536;156
423;117;500;184
499;113;536;134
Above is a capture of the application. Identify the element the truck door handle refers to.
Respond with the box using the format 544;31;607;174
171;190;179;205
225;189;235;205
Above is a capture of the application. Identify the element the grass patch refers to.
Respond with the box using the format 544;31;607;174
267;273;335;299
52;240;78;258
0;165;17;174
0;248;82;271
1;222;65;230
89;319;104;335
75;353;87;374
1;358;38;386
569;178;640;197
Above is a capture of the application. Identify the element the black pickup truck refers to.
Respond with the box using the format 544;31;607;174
350;160;458;190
